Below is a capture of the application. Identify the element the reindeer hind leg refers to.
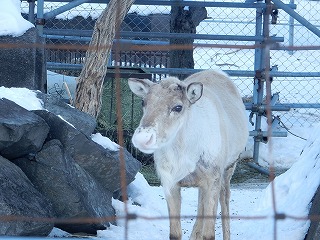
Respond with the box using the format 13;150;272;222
220;162;237;240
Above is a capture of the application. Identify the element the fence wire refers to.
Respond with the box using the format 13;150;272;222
20;0;320;128
3;0;319;239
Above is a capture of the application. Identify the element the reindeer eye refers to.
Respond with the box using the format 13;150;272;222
141;100;145;107
172;105;183;113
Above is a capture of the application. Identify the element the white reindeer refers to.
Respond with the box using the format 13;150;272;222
128;70;248;240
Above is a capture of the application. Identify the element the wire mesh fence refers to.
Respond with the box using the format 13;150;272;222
20;0;320;126
4;0;319;239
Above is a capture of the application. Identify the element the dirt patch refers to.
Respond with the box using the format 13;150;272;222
141;159;288;187
231;158;287;185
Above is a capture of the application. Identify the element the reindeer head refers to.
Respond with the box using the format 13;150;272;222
128;77;203;154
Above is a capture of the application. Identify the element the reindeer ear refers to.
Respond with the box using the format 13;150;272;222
128;78;154;98
186;82;203;104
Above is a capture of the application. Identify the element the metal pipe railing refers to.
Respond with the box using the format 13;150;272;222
272;0;320;38
43;0;89;19
42;29;284;42
251;0;266;171
37;0;296;10
45;63;320;78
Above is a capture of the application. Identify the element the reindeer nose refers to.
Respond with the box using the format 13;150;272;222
132;127;157;153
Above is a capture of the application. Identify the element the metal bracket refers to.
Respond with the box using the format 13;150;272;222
250;128;288;143
255;65;278;84
271;6;279;24
252;129;269;143
36;18;46;26
248;90;288;144
254;70;264;82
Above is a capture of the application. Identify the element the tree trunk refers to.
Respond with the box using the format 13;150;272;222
169;4;207;80
75;0;134;118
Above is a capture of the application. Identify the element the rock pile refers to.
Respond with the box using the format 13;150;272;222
0;92;141;236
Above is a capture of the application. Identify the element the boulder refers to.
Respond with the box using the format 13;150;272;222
0;155;53;236
36;92;96;137
0;92;142;236
15;139;115;234
0;98;49;159
33;110;142;193
306;186;320;239
0;28;46;92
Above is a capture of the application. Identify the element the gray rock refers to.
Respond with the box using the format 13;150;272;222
36;92;96;137
15;139;115;234
0;155;53;236
306;186;320;239
0;28;46;92
0;98;49;159
33;110;141;193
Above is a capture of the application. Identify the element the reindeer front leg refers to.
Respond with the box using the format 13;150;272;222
165;185;182;240
190;188;204;240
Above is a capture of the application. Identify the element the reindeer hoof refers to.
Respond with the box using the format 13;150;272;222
169;234;181;240
203;236;215;240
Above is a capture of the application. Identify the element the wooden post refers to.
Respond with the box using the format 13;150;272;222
169;3;207;80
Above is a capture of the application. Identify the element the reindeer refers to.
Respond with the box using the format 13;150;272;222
128;70;248;240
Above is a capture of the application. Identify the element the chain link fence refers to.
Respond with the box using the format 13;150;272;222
20;0;320;178
21;0;320;128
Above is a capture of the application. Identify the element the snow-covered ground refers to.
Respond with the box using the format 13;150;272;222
1;0;320;239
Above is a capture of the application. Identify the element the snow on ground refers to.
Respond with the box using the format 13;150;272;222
245;128;320;240
95;173;264;240
92;122;320;240
95;125;320;240
47;71;77;100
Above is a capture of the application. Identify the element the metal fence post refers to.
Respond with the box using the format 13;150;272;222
27;0;36;24
36;0;44;36
288;0;295;55
252;0;264;170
